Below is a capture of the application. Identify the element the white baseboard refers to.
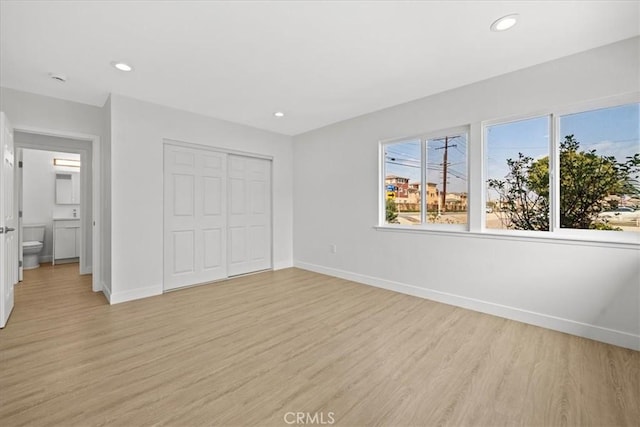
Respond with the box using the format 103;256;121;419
101;282;112;303
109;285;162;305
273;260;294;270
294;261;640;351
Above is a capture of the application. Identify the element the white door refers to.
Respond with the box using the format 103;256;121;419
228;155;272;276
164;145;227;290
0;112;17;328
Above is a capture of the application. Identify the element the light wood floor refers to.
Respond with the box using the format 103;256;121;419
1;264;638;427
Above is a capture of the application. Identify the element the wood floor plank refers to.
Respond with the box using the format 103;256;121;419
0;263;638;426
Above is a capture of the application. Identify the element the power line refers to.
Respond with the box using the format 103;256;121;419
433;135;460;212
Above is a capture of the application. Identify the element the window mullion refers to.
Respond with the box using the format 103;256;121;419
380;143;386;225
421;138;426;224
550;114;560;232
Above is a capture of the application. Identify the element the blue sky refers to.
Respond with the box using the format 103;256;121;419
560;103;639;163
486;103;640;200
485;116;549;202
386;103;640;200
385;134;468;193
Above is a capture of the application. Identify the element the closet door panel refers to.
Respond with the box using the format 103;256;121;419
164;145;227;290
227;155;272;276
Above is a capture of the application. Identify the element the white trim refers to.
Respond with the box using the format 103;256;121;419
383;93;640;245
380;125;470;229
479;92;640;129
550;113;560;232
101;281;111;303
374;225;639;249
162;139;275;292
109;284;161;305
163;138;273;161
420;138;426;225
16;148;23;281
273;260;294;270
469;122;483;233
480;95;640;243
379;124;470;146
294;261;640;351
552;92;640;117
12;125;101;292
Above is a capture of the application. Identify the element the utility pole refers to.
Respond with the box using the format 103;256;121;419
434;136;457;213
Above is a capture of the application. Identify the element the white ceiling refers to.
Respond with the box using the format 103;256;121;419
1;1;638;136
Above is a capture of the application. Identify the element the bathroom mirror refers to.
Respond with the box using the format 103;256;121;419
55;172;80;205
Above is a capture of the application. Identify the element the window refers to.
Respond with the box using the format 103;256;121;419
484;102;639;236
383;139;421;225
382;129;468;228
485;116;550;231
379;97;639;244
558;104;640;233
426;134;468;225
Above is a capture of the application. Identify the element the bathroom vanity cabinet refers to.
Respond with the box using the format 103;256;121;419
53;219;80;264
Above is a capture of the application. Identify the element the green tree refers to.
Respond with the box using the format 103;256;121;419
488;153;549;230
488;135;639;231
386;199;399;223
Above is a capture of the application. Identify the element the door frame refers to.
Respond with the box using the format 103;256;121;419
13;126;101;293
163;138;274;291
16;148;23;281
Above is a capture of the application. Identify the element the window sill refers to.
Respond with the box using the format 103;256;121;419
373;225;640;249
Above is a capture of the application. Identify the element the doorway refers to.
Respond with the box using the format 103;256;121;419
13;129;101;292
19;148;82;276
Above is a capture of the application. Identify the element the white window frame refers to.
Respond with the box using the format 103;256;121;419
551;96;640;243
379;126;470;231
481;93;640;245
481;112;553;238
377;92;640;248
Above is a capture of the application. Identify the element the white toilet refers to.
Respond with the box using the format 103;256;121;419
23;224;45;270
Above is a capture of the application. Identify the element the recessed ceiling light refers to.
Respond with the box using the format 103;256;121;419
274;111;285;118
111;61;133;72
490;14;519;32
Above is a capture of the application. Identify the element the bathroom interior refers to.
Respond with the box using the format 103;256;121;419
22;148;81;272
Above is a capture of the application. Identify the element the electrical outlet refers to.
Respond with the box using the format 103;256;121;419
330;244;337;254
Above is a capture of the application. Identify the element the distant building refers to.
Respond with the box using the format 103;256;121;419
444;192;468;212
385;176;409;202
408;182;421;204
426;182;438;211
386;175;467;212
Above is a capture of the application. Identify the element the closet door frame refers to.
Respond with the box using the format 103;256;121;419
163;139;274;292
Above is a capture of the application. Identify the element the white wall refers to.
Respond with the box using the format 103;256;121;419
0;87;104;136
1;87;104;285
108;95;293;303
22;149;80;261
292;37;640;350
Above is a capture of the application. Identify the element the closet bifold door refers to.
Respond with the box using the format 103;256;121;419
163;145;227;291
227;155;272;277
